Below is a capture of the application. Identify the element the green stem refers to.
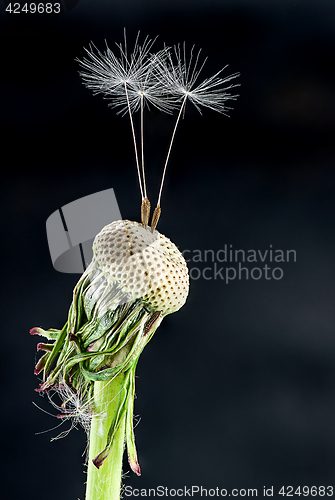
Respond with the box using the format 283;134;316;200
85;374;126;500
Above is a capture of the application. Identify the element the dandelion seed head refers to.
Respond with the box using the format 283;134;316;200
92;220;189;315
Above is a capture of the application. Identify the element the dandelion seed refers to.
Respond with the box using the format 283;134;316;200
152;42;240;227
77;31;153;203
77;31;175;213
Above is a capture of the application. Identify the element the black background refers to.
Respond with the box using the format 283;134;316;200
1;1;335;499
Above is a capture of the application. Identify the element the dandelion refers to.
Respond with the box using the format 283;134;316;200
151;43;240;227
33;32;239;500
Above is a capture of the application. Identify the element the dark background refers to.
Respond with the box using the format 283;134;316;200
1;0;335;499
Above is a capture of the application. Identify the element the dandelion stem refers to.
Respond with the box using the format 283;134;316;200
140;95;147;199
85;374;126;500
156;95;187;207
124;82;144;200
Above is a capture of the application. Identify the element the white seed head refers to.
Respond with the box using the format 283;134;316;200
92;220;189;316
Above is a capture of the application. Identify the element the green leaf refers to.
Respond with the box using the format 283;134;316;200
30;327;61;340
43;323;68;378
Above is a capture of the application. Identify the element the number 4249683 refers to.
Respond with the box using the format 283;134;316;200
5;3;61;14
279;486;333;496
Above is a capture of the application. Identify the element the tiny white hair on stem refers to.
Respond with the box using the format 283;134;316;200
33;384;94;462
44;383;94;439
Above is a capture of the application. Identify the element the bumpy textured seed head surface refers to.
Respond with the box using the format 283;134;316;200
92;220;189;315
